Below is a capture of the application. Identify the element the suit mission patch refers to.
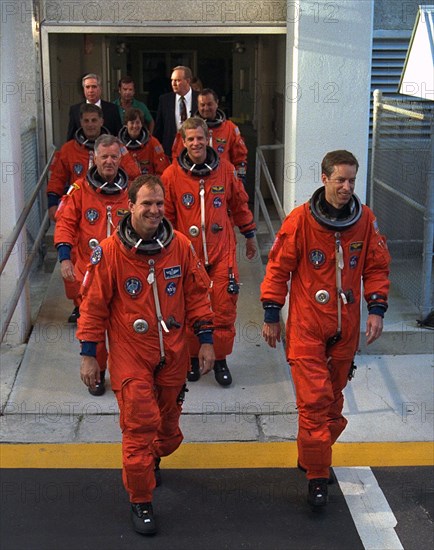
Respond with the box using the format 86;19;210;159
85;208;99;224
309;249;326;268
182;193;195;207
124;277;143;297
73;163;84;176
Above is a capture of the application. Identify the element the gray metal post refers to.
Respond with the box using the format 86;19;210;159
420;118;434;319
369;89;382;211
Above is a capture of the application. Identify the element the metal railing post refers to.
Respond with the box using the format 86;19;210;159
420;118;434;319
370;89;382;210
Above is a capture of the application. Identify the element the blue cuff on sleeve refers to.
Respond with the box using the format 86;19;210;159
242;231;256;239
47;193;60;209
367;306;385;318
80;341;97;357
264;308;280;323
198;331;213;345
57;244;71;262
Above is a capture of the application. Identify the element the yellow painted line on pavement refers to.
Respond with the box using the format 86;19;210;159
1;441;433;469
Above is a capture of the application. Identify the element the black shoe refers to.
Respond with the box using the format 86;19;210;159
68;306;80;323
307;478;328;508
297;461;335;485
213;359;232;386
154;457;161;487
88;370;106;396
187;357;200;382
130;502;157;535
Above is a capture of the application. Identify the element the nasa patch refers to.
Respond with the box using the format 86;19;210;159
309;249;326;268
85;208;100;224
166;281;177;296
349;255;358;269
164;265;181;280
182;193;195;207
217;145;225;154
90;246;102;265
124;277;143;297
213;197;222;208
73;163;84;176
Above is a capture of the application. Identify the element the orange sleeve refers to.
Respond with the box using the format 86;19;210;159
260;214;299;307
362;208;391;308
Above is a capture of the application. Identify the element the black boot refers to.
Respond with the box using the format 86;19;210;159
307;478;328;508
297;460;335;485
130;502;157;535
187;357;200;382
213;359;232;386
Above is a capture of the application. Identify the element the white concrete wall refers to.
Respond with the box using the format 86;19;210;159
0;0;38;344
284;0;374;212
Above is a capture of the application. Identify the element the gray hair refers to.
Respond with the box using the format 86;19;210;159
82;73;102;87
94;134;121;154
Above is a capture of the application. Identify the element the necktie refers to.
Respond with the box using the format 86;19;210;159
180;96;187;123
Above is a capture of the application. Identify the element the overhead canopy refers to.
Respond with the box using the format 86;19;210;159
398;5;434;100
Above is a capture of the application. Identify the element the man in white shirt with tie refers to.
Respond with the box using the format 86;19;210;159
154;65;199;159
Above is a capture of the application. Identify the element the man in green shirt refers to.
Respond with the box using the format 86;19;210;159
114;76;154;133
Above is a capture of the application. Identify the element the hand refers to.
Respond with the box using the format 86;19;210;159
60;259;76;282
48;205;58;222
198;343;215;375
366;314;383;345
80;356;101;391
245;237;257;260
262;322;281;348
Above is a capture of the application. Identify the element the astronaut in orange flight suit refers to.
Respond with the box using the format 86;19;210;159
261;150;390;509
54;135;130;395
47;103;140;222
171;88;248;185
161;116;256;387
76;175;215;535
118;108;169;176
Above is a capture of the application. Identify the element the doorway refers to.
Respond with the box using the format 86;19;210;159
47;32;286;199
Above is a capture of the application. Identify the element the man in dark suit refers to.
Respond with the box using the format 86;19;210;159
67;73;122;140
154;66;199;159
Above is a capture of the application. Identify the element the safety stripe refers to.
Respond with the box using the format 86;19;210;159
0;441;432;469
335;467;404;550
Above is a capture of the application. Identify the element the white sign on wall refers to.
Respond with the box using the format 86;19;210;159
399;6;434;101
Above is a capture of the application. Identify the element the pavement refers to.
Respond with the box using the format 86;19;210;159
0;235;433;549
1;234;433;448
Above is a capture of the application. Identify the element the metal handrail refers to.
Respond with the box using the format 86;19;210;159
254;144;285;240
1;146;56;343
